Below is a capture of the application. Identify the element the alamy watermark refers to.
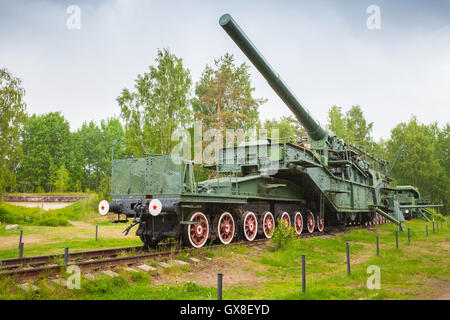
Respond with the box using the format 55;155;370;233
67;265;81;290
169;122;282;175
366;265;381;289
366;5;381;30
66;5;81;30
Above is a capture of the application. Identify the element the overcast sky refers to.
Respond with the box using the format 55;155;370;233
1;0;449;140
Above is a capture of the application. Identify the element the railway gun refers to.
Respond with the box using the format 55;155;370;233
102;14;444;248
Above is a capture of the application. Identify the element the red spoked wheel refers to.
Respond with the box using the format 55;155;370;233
317;215;324;232
294;212;303;235
187;212;209;248
262;211;275;239
279;212;291;228
307;211;315;233
217;212;235;245
243;211;258;241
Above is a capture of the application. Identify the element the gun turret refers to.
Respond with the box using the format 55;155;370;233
219;13;328;141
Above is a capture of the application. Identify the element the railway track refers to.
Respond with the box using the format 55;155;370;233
0;224;375;282
0;246;143;270
0;239;269;281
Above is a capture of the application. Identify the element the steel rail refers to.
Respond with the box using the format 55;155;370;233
0;246;143;269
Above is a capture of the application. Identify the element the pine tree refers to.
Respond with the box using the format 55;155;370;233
192;53;265;132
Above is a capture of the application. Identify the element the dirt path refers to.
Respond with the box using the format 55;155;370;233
0;222;137;250
426;279;450;300
152;250;268;289
435;289;450;300
0;234;47;248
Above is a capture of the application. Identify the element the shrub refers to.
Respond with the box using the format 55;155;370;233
0;201;43;225
271;219;297;249
35;216;70;227
84;275;128;294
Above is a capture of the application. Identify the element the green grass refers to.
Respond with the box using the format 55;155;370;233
176;251;190;262
234;219;449;300
0;273;216;300
227;219;449;300
0;221;142;259
0;219;448;300
84;277;215;300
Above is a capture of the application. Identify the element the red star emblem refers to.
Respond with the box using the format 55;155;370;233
152;205;157;210
101;206;105;211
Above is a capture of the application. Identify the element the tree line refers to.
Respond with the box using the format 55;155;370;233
0;48;448;211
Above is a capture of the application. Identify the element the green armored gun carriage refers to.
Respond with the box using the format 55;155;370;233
106;14;407;248
394;185;443;222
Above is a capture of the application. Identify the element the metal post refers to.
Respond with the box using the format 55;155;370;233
376;236;379;256
96;225;98;241
64;247;69;265
426;225;428;236
433;221;435;233
408;228;410;245
19;230;23;247
217;273;223;300
395;231;398;249
346;243;351;276
19;242;23;258
302;254;306;293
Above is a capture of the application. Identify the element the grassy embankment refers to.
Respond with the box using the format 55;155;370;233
0;195;99;226
0;218;448;300
0;196;142;259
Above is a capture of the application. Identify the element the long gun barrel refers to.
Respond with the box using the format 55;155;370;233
219;13;328;141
